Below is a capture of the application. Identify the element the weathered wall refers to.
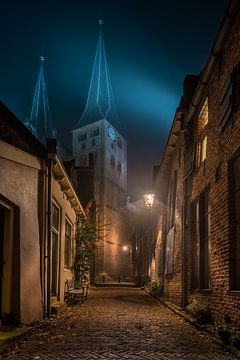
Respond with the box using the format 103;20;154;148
52;178;77;300
0;143;42;323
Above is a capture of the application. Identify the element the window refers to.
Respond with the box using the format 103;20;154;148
117;161;121;172
111;142;116;151
192;188;210;289
64;219;72;269
52;203;60;295
233;157;240;289
78;132;86;142
78;155;88;167
197;98;208;166
219;76;233;131
91;139;96;146
219;65;240;132
90;127;99;137
110;155;115;167
168;170;178;229
81;142;86;150
165;227;174;275
200;134;207;163
216;162;223;182
117;138;122;148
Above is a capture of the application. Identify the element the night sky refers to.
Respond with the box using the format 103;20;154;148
0;0;227;199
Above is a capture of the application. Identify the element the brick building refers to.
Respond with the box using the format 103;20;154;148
153;0;240;327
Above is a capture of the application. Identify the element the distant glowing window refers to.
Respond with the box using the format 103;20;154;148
110;155;115;167
78;132;86;141
197;98;208;166
200;135;207;163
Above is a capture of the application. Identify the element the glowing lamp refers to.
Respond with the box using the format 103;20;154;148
144;193;154;208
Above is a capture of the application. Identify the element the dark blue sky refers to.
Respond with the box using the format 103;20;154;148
0;0;227;198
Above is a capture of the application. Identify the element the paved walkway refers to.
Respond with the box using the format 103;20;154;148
2;288;236;359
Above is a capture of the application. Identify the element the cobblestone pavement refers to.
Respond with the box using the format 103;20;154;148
2;288;237;359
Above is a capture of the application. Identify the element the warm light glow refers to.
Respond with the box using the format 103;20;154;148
123;246;128;251
144;193;155;208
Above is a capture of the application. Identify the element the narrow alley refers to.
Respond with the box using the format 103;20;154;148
2;288;236;360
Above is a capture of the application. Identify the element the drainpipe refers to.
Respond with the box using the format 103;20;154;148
46;138;57;318
46;159;52;318
41;159;47;319
181;204;186;309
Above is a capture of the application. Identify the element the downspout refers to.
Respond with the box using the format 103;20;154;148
41;159;47;319
46;159;53;318
46;138;57;318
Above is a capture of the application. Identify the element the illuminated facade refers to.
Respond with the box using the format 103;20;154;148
72;21;129;282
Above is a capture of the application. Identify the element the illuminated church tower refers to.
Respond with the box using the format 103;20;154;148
72;20;128;282
25;57;53;142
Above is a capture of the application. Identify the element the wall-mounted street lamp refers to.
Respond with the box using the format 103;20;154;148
144;193;155;208
122;245;128;251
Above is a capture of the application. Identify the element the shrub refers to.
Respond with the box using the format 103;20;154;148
186;296;212;324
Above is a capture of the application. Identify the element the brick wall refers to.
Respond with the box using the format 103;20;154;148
185;11;240;327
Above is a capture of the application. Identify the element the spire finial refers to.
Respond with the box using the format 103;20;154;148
99;19;104;26
40;56;45;63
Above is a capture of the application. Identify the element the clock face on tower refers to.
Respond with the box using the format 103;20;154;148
108;126;116;141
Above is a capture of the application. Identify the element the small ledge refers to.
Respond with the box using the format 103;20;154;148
228;290;240;296
193;288;213;294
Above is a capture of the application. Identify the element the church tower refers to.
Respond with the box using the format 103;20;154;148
25;57;53;143
72;20;128;283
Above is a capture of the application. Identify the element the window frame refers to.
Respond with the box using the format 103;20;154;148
64;218;73;269
191;187;211;290
78;132;86;142
197;98;208;167
51;201;61;296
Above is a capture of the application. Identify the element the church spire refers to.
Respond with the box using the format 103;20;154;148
25;57;53;142
75;20;117;129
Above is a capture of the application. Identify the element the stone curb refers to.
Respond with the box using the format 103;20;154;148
150;293;240;358
0;326;30;354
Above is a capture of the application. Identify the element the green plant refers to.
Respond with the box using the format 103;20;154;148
150;281;162;296
74;212;99;288
138;275;150;288
186;296;212;324
216;320;240;349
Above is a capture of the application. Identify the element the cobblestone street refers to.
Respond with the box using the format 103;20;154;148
2;288;236;360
